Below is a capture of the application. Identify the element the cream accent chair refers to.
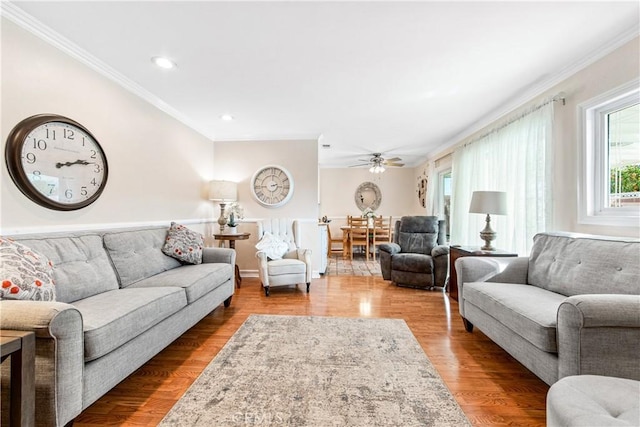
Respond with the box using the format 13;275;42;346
256;219;312;296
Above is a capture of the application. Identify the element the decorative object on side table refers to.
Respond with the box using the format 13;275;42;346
225;202;244;234
208;180;238;233
468;191;507;251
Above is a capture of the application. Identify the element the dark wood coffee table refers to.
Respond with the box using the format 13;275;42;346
1;330;35;427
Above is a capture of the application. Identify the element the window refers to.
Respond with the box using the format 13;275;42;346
579;79;640;226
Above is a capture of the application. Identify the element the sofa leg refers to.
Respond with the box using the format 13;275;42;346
306;282;310;293
462;318;474;333
264;286;270;297
223;296;232;308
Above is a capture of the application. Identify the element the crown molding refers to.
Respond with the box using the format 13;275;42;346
1;1;216;142
428;23;640;159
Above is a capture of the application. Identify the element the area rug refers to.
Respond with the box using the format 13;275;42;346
326;253;382;276
160;315;470;426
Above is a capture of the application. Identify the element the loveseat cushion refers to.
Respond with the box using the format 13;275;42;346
127;263;233;304
528;233;640;296
463;282;565;353
15;235;119;303
73;287;187;361
104;228;181;287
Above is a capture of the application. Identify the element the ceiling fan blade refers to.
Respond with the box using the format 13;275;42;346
348;163;370;168
384;157;402;162
385;162;405;167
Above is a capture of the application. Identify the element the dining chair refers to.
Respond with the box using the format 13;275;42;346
326;224;344;257
349;217;369;261
371;216;392;261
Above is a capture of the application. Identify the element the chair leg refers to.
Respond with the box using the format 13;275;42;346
264;286;270;297
306;282;310;293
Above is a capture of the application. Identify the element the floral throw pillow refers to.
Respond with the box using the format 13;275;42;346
0;236;56;301
162;222;204;265
255;231;289;260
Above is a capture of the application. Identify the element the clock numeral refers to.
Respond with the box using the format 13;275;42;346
46;129;56;140
31;171;41;180
90;149;97;159
81;187;88;197
31;138;47;150
64;189;73;200
90;178;98;186
25;153;37;164
94;164;102;173
47;184;56;195
63;128;75;140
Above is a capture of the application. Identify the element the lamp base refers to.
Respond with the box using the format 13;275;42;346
217;202;228;233
479;213;497;251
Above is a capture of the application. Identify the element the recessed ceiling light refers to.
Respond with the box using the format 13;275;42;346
151;56;176;69
220;114;235;121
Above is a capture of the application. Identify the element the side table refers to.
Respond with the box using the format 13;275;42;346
448;245;517;301
1;330;35;427
213;233;251;288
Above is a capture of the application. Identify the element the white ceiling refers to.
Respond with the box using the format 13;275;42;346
5;1;640;168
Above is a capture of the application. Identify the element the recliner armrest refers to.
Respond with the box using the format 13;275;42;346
431;244;449;257
379;242;401;255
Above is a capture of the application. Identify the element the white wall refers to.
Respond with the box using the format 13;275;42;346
213;139;320;276
429;36;640;239
1;19;216;234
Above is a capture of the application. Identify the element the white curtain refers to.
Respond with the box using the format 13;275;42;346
425;160;438;216
450;102;554;255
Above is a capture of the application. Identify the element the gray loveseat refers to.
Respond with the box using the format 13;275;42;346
0;225;235;426
456;231;640;385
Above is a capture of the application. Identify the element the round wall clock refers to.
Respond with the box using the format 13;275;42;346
5;114;108;211
250;165;294;207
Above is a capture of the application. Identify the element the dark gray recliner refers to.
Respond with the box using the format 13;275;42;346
379;216;449;290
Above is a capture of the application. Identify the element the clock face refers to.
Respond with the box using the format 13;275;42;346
5;114;108;211
250;165;293;207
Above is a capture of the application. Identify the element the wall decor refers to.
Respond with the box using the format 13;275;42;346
355;181;382;211
417;172;427;208
250;165;294;207
5;114;108;211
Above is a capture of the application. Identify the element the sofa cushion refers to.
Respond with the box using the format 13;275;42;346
73;287;187;361
464;282;565;353
127;263;233;304
529;233;640;296
15;235;119;303
391;253;434;274
104;228;181;287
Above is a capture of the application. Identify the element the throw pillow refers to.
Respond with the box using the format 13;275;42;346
162;222;204;265
255;232;289;260
0;236;56;301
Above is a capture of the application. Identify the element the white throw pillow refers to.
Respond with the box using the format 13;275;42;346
255;232;289;260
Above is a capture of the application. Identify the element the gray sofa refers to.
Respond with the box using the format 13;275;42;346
456;231;640;386
0;225;235;427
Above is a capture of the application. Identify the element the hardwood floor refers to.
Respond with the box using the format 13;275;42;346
75;276;549;426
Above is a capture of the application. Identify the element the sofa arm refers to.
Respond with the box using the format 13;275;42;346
0;300;84;426
432;245;450;288
558;294;640;381
202;247;235;265
255;251;269;287
296;248;313;283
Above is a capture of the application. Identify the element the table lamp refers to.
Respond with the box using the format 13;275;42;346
208;180;238;233
469;191;507;251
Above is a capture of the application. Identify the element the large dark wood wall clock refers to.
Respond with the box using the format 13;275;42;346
5;114;108;211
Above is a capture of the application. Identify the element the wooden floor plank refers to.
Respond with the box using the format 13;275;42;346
74;276;549;426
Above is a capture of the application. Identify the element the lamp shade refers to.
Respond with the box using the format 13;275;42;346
208;180;237;202
469;191;507;215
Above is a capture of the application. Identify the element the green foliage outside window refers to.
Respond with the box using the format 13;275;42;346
611;164;640;193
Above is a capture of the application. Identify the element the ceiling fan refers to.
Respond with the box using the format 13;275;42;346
349;153;405;173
